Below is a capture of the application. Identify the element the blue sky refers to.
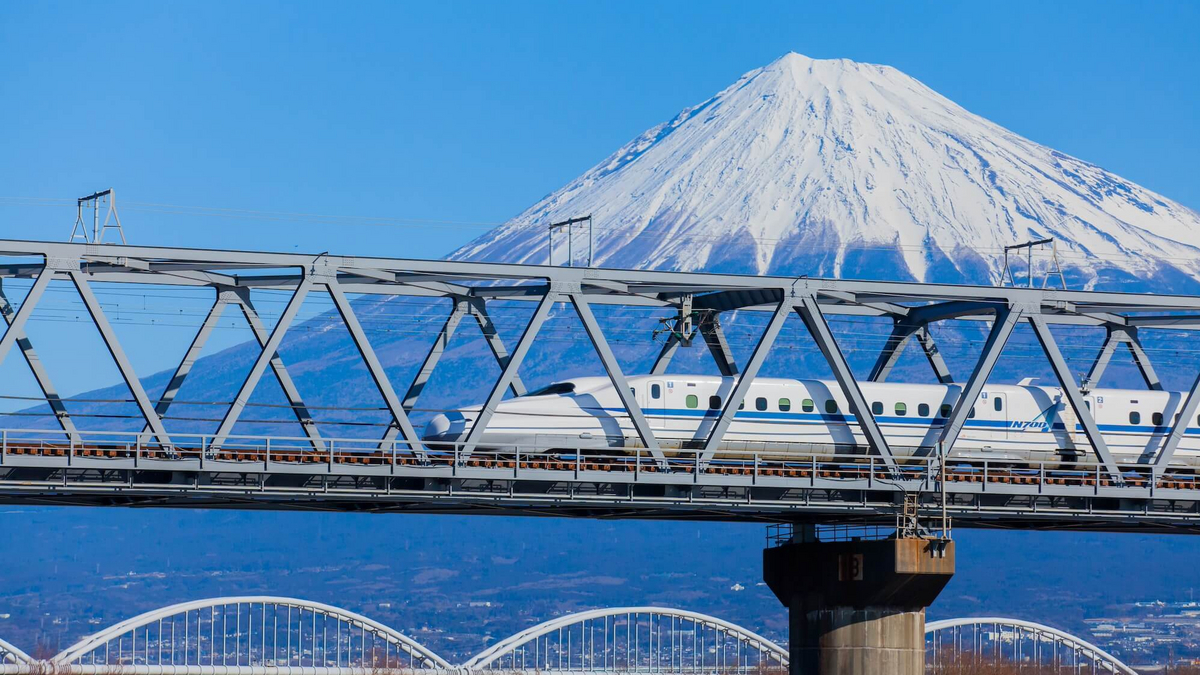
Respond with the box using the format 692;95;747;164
0;1;1198;395
1;1;1198;261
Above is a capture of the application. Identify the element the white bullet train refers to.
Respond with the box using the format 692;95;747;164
423;375;1200;466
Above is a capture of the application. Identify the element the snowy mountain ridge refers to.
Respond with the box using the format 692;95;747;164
452;53;1200;289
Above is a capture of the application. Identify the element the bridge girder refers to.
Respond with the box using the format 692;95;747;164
1;239;1200;527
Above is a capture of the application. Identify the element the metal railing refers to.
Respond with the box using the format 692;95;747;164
2;427;1198;494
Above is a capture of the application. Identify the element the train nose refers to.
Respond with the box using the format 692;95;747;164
423;413;468;442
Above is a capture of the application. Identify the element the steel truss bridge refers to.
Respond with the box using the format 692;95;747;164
1;239;1200;531
0;597;1135;674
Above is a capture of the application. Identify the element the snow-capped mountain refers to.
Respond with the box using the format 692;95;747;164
453;53;1200;289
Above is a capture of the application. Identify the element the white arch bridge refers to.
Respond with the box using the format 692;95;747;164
0;598;1139;674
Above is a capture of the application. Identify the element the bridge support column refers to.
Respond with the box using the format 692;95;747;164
763;534;954;675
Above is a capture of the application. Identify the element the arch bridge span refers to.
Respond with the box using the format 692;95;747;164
51;596;453;674
926;617;1137;674
0;636;33;675
462;606;789;673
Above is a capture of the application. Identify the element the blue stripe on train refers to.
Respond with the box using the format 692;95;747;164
595;407;1198;435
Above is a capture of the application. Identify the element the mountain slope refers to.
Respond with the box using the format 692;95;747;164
453;53;1200;289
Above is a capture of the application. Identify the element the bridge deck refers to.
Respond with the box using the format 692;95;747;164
2;432;1198;531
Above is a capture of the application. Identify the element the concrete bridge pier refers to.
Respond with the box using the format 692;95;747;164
763;532;955;675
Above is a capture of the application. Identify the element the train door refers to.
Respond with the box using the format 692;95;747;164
1059;398;1079;450
648;380;667;427
992;393;1009;439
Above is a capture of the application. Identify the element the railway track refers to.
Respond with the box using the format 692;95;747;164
3;441;1196;490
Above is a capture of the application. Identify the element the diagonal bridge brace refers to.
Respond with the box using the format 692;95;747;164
0;267;172;447
868;319;954;384
1082;325;1162;391
697;301;790;463
937;304;1021;456
650;308;740;377
210;269;431;455
1027;314;1122;482
386;296;529;449
794;293;897;470
0;278;77;435
460;288;666;464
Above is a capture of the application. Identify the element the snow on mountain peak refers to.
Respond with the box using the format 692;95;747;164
452;53;1200;288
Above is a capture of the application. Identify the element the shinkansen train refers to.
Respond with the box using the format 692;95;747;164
423;375;1200;467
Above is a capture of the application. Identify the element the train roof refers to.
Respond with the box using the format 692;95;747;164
551;375;1181;397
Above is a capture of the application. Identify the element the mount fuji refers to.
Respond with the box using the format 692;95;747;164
454;53;1200;291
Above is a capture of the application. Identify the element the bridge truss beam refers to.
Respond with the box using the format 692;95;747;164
2;239;1200;528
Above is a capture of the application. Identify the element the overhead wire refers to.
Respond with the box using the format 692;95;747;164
4;195;1200;267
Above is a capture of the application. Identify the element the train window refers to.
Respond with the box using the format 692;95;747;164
994;397;1003;412
871;401;883;415
802;399;814;412
939;404;951;418
651;384;661;399
825;399;838;414
968;406;976;419
779;398;791;411
709;395;722;410
895;402;907;416
686;394;698;409
918;403;930;417
738;400;745;410
1153;412;1164;426
756;397;768;411
1084;400;1091;411
1129;411;1141;425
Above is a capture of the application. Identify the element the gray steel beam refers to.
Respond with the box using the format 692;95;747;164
461;291;556;456
819;289;910;316
402;299;470;410
1083;328;1123;390
700;302;789;460
0;278;76;435
794;294;896;467
1084;327;1162;391
0;268;52;369
649;333;681;375
327;281;423;453
229;289;323;449
9;238;1200;317
913;326;954;384
938;306;1023;454
468;298;527;397
1124;328;1163;390
1156;370;1200;471
699;313;739;377
68;270;173;448
692;288;784;313
569;293;664;461
143;292;230;428
904;300;1006;325
211;279;314;451
1128;316;1200;328
1028;315;1122;482
867;321;913;382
